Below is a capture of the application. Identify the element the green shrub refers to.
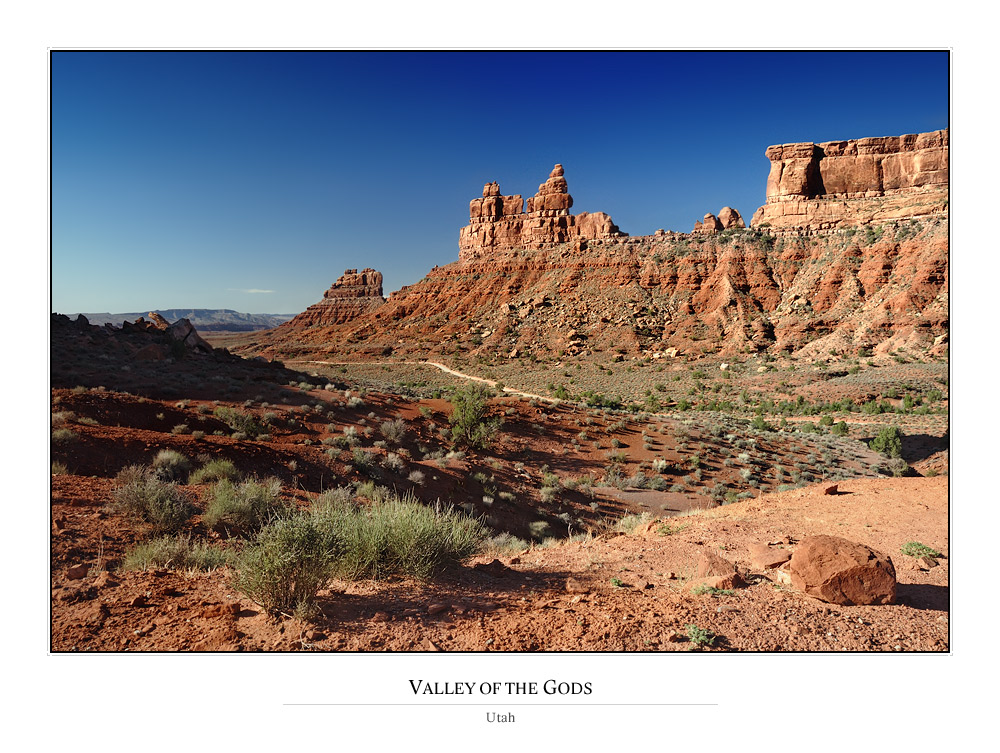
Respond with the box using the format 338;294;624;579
615;512;652;534
870;425;903;457
900;541;941;558
112;466;194;533
151;449;192;483
448;385;500;449
232;514;341;615
189;458;241;484
691;584;735;597
122;535;231;571
379;418;407;444
686;624;716;646
351;448;375;472
203;477;286;534
483;531;531;555
51;428;77;444
830;421;849;436
213;406;264;438
310;489;487;580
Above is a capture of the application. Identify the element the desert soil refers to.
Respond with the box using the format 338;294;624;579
52;473;947;652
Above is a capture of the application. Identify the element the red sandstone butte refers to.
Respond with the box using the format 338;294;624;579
288;268;386;327
459;163;624;260
751;130;948;231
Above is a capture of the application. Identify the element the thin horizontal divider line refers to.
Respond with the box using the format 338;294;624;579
284;702;719;706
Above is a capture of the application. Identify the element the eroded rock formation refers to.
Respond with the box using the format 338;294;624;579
459;164;625;260
244;130;948;361
288;268;386;327
751;130;948;231
694;208;744;234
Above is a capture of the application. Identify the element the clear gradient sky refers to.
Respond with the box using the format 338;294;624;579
51;50;949;316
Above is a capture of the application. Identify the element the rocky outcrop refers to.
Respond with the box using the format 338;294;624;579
693;208;744;234
116;314;212;355
752;130;948;231
166;318;213;354
459;164;625;260
243;130;948;361
789;535;896;605
717;207;745;229
287;268;386;327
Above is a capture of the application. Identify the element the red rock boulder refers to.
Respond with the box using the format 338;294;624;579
688;549;745;591
789;535;896;605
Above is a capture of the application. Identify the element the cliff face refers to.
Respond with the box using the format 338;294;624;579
751;130;948;231
286;268;385;327
242;130;948;362
247;221;947;362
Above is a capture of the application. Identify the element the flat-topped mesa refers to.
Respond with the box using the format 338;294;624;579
288;267;386;327
459;164;625;261
751;129;948;231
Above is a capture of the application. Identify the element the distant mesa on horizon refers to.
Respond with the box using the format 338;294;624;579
69;309;296;333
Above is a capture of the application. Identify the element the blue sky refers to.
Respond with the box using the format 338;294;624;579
51;50;949;316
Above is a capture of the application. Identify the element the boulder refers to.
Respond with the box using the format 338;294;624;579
789;535;896;605
749;543;792;570
689;549;744;590
166;318;213;354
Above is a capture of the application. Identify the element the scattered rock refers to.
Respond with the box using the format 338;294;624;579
823;484;839;495
427;603;450;616
789;535;896;605
693;550;745;589
200;602;239;619
749;543;793;570
66;563;90;580
82;602;111;628
58;583;93;603
565;577;589;594
92;571;119;589
473;559;512;578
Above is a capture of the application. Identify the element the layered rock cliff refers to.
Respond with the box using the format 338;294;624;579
240;130;948;363
286;268;385;327
750;130;948;231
